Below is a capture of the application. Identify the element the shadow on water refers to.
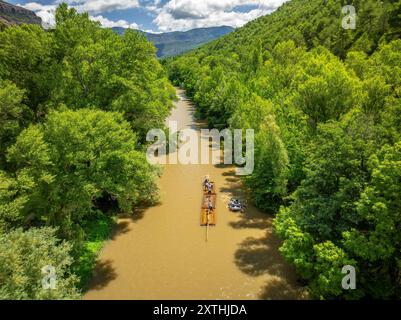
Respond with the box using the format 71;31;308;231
117;207;148;225
214;163;234;170
88;260;117;291
221;168;308;299
231;211;308;299
230;210;273;230
235;234;280;277
110;220;131;240
115;205;156;231
222;170;237;177
259;278;309;300
217;168;273;230
234;230;308;300
87;207;153;291
177;91;189;101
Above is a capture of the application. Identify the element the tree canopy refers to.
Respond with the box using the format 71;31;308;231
167;0;401;299
0;4;173;299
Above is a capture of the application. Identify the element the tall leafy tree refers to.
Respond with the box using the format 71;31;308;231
0;227;79;300
0;81;30;166
7;109;159;239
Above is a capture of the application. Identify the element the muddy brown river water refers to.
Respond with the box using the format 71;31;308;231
84;89;307;300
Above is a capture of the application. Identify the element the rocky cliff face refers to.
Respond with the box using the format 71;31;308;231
0;1;42;26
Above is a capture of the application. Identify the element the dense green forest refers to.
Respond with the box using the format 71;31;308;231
166;0;401;299
0;4;175;299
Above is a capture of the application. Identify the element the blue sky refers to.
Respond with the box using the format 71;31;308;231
9;0;288;33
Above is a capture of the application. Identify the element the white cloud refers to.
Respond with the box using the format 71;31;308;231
90;15;139;29
153;0;289;31
19;1;140;29
56;0;140;14
19;0;288;32
21;2;57;26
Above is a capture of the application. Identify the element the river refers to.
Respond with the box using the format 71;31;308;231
84;89;307;300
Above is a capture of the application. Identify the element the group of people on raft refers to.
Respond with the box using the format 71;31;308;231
202;176;246;214
203;177;215;215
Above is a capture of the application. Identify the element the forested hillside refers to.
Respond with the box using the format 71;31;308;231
203;0;401;58
167;0;401;299
0;4;174;299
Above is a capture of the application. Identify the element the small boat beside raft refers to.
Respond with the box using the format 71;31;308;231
201;177;217;226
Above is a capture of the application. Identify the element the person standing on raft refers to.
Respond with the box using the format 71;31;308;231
203;176;210;191
207;198;214;215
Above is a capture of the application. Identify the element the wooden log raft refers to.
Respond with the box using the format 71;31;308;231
201;182;217;226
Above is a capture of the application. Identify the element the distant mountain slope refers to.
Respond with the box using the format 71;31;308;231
113;26;234;58
0;0;41;26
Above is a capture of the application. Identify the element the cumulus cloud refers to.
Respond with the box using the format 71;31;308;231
19;0;288;32
153;0;289;31
19;1;141;29
21;2;57;26
90;15;139;29
56;0;140;14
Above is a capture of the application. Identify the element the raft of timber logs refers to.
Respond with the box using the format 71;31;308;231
201;182;217;226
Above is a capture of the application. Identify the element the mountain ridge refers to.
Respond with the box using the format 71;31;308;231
0;0;42;27
113;26;234;58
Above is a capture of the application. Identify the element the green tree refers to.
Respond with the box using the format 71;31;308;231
0;81;30;166
51;5;174;140
0;168;37;233
7;109;159;239
293;49;360;128
0;24;53;115
245;116;289;212
0;227;79;300
343;142;401;298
